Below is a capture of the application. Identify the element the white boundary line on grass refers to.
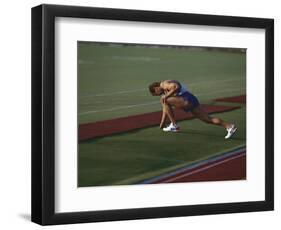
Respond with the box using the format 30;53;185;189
80;101;158;115
80;77;244;98
78;87;245;115
81;88;146;97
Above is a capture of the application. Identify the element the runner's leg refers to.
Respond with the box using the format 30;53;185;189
191;106;232;129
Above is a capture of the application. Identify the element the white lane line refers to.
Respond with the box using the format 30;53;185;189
78;87;245;115
163;152;246;183
79;101;159;115
80;78;244;98
112;56;161;61
81;88;146;98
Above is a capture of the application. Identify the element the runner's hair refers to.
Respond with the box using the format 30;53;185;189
148;82;161;95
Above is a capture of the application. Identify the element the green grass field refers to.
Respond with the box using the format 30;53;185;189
78;42;246;187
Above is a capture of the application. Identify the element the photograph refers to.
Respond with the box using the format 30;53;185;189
78;42;246;187
31;3;274;225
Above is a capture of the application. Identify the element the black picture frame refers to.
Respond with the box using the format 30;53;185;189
31;4;274;225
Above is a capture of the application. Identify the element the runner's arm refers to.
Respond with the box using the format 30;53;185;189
161;82;179;103
159;106;167;128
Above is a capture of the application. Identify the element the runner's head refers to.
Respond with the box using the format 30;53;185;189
149;82;163;96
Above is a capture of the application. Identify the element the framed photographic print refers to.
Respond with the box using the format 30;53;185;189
31;4;274;225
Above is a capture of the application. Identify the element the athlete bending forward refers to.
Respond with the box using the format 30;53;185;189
148;80;237;139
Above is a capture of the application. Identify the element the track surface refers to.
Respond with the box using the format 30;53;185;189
79;104;240;141
215;95;246;104
139;147;246;184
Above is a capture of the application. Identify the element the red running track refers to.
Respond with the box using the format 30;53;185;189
215;95;246;104
79;104;240;141
152;151;246;184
